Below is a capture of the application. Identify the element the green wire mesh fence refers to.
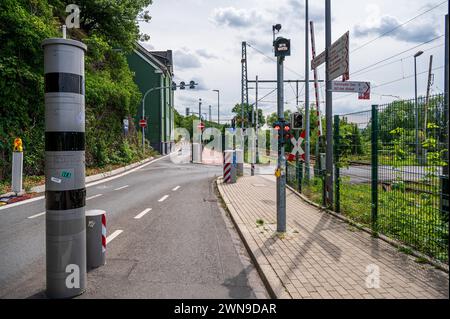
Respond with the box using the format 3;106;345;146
286;94;448;263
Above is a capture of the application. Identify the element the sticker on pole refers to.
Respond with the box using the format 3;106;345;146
275;168;281;178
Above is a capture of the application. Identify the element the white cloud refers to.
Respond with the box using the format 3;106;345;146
173;49;201;70
210;7;263;28
195;49;219;60
354;12;439;43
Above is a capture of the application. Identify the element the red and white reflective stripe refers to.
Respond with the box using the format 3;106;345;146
101;213;106;253
224;163;231;183
310;21;323;137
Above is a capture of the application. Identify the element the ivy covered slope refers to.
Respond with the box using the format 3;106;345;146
0;0;153;182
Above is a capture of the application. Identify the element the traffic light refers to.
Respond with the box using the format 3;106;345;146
291;112;303;129
283;122;291;144
189;80;196;89
180;81;186;90
273;120;291;146
172;81;177;91
231;117;236;128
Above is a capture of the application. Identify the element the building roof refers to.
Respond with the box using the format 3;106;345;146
150;50;173;75
134;43;173;77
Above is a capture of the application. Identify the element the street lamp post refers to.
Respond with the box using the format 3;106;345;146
213;89;220;124
141;81;197;153
414;50;424;161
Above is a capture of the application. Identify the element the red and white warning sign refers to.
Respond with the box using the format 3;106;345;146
139;119;147;128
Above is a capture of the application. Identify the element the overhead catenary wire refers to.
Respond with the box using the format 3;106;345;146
351;36;444;77
332;65;444;101
352;43;444;78
351;0;447;53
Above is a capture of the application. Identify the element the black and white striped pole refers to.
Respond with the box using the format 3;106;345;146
43;38;87;298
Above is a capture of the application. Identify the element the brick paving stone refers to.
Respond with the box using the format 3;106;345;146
217;176;449;299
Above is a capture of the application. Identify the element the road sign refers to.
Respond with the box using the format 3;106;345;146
139;119;147;128
311;31;349;81
197;122;205;130
331;81;371;100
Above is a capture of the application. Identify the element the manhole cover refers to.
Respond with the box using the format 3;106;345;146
261;199;275;206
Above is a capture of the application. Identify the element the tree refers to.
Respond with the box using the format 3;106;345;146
265;110;292;127
0;0;153;178
232;103;265;127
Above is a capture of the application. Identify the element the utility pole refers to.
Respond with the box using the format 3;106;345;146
424;55;434;136
414;50;424;161
213;89;220;124
445;14;449;178
305;0;311;181
209;105;212;122
273;25;290;233
199;98;202;144
277;49;286;233
325;0;334;209
255;76;259;163
241;42;249;129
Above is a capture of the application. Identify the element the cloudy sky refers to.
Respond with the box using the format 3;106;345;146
138;0;448;123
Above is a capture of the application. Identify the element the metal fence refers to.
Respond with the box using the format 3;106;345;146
287;94;449;263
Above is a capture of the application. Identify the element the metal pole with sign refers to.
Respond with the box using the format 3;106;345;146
305;0;311;182
43;38;87;298
274;34;290;233
325;0;334;209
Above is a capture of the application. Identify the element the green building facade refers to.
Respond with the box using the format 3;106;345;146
127;43;174;154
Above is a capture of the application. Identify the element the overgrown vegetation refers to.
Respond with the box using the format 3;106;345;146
0;0;154;183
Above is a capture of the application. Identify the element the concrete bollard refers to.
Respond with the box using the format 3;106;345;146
12;151;24;194
236;149;244;176
43;38;87;298
86;210;106;269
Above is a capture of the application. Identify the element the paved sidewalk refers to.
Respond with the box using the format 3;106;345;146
217;175;449;299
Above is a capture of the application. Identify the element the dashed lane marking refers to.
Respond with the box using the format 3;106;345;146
158;195;169;202
106;230;123;244
134;208;152;219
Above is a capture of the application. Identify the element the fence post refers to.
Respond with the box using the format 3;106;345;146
371;105;379;233
334;115;340;213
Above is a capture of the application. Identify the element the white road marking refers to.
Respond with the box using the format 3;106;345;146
87;194;103;200
0;155;169;213
134;208;152;219
28;212;46;219
106;230;123;244
172;186;181;191
158;195;169;202
0;195;44;212
114;185;129;191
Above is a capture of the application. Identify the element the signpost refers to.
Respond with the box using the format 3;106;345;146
197;122;205;130
331;81;371;99
312;31;349;81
